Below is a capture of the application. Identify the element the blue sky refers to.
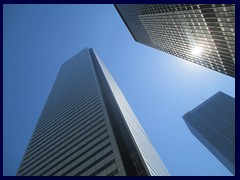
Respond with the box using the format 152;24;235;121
3;4;235;176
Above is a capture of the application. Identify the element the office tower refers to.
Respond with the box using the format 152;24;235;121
16;48;169;176
182;91;235;175
115;4;235;77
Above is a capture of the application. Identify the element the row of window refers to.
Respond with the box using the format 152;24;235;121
19;122;107;175
31;100;101;150
40;75;96;120
39;82;96;121
62;149;113;176
20;114;105;169
21;131;109;175
139;4;234;15
146;28;235;54
29;98;101;149
153;44;234;75
148;37;234;72
141;19;235;38
36;84;98;130
40;138;112;176
150;35;234;66
25;107;103;159
186;112;234;146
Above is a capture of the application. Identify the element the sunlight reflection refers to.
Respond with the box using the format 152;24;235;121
191;46;202;56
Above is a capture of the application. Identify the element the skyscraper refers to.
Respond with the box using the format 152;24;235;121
182;91;235;175
16;48;169;176
115;4;235;77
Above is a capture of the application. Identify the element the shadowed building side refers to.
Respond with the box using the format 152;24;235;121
183;91;235;175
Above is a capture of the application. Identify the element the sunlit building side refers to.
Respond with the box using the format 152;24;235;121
115;4;235;77
16;48;169;176
183;91;235;175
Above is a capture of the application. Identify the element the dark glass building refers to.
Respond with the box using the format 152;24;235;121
182;91;235;175
16;48;169;176
115;4;235;77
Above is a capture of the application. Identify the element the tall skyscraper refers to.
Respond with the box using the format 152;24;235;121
182;91;235;175
115;4;235;77
16;48;169;176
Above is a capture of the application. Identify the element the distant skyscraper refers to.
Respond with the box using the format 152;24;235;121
182;91;235;175
115;4;235;77
16;48;169;176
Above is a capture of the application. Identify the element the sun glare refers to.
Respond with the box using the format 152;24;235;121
191;46;202;56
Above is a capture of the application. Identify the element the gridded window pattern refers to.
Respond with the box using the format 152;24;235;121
17;48;169;176
115;4;235;77
183;91;235;174
17;49;122;176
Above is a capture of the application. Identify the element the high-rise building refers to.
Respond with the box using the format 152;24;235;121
16;48;169;176
115;4;235;77
182;91;235;175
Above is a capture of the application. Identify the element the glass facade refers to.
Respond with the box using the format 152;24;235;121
115;4;235;77
16;48;169;176
183;91;235;175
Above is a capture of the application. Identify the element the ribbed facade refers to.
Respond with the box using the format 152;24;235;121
16;48;169;176
183;91;235;175
115;4;235;77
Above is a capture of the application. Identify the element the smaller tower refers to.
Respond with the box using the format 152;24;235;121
183;91;235;175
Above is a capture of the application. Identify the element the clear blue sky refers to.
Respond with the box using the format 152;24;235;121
3;4;235;176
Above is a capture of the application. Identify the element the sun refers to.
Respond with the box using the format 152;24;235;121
191;46;202;56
